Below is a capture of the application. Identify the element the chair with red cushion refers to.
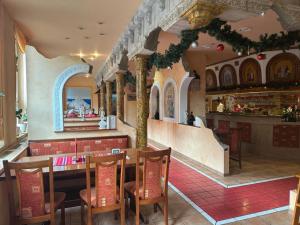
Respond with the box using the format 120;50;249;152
80;152;126;225
124;148;171;225
3;158;66;225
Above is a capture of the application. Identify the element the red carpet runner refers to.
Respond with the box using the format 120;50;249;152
169;158;297;223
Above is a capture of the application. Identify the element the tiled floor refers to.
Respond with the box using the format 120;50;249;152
172;151;300;187
169;158;297;223
60;190;295;225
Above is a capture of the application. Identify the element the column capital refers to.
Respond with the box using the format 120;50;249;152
181;0;226;29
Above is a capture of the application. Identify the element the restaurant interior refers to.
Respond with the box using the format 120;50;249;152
1;0;300;225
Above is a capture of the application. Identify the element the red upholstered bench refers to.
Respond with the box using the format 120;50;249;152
28;135;129;156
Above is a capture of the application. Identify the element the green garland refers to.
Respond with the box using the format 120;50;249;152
148;18;300;70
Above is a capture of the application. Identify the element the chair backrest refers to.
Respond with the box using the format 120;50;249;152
3;158;55;224
136;148;171;200
85;152;126;208
229;128;242;153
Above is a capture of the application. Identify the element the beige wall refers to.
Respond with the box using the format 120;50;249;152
63;75;98;113
148;119;229;175
0;1;17;150
124;94;137;128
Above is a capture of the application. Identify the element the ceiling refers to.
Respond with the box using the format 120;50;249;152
3;0;142;75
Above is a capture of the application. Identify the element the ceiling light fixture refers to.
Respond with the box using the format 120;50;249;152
98;22;104;25
239;27;252;33
93;52;100;58
89;57;95;61
78;52;84;58
99;33;105;36
191;41;198;48
84;36;90;39
65;37;71;40
78;26;85;30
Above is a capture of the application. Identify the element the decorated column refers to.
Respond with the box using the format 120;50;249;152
134;55;149;148
106;81;112;116
100;83;106;112
116;72;125;120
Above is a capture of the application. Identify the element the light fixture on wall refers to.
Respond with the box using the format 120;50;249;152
0;91;5;97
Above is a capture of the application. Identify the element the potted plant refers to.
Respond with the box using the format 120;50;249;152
282;106;297;122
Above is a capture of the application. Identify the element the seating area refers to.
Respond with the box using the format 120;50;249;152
1;1;300;225
28;136;129;156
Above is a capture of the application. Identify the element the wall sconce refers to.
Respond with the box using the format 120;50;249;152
0;91;5;97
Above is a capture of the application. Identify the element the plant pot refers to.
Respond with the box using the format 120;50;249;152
19;123;27;133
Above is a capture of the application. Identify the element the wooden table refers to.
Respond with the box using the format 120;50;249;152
15;147;153;207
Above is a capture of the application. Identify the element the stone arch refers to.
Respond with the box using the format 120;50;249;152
53;63;91;132
162;78;178;122
178;72;194;123
149;82;162;120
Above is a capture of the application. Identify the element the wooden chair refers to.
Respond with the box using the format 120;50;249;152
124;148;171;225
80;152;126;225
293;175;300;225
228;128;242;169
3;158;66;225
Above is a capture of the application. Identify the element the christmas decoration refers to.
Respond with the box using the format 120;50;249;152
216;43;224;51
148;18;300;70
257;53;266;60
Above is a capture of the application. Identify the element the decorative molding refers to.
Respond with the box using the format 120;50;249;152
181;1;226;28
96;0;300;82
52;63;90;132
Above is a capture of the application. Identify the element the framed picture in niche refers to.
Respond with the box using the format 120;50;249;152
267;53;300;83
206;69;217;90
219;64;237;88
239;58;262;85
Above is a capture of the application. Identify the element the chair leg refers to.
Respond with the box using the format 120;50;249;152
164;199;168;225
60;202;65;225
120;202;125;225
154;203;158;213
81;200;85;225
87;206;92;225
135;199;140;225
125;192;129;219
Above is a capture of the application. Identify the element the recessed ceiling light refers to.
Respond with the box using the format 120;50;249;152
89;57;95;61
99;33;105;36
65;37;70;40
239;27;252;33
84;36;90;39
78;26;85;30
93;52;101;58
202;44;211;49
98;22;104;25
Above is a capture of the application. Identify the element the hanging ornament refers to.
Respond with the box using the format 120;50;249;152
257;53;266;60
216;44;224;51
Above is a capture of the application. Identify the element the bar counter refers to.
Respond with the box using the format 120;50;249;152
206;112;300;160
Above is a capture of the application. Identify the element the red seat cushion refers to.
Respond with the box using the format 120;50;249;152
80;187;120;207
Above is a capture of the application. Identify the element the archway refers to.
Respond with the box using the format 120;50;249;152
150;82;161;120
179;72;194;124
53;63;91;132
